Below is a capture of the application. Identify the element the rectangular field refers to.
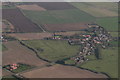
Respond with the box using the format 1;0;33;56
2;9;43;33
70;2;118;17
95;17;118;32
24;2;76;10
44;23;89;31
3;41;47;67
23;40;79;62
80;47;118;78
23;9;95;24
21;64;107;78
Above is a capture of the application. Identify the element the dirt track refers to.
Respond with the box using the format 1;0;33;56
3;41;47;66
21;64;107;78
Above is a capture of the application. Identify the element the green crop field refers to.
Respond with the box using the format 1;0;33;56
95;17;118;32
23;40;79;62
22;9;95;24
70;2;118;17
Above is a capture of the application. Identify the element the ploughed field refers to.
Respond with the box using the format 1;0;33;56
2;9;42;32
44;23;89;31
3;41;47;67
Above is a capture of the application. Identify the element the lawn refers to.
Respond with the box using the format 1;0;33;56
70;2;118;17
22;9;95;24
23;40;79;62
95;17;118;32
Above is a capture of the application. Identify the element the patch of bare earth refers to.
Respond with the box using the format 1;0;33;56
44;23;89;31
8;32;53;40
17;4;46;11
3;41;47;67
21;64;107;78
2;20;15;32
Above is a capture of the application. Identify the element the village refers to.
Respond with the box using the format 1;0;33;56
1;23;114;72
45;24;113;64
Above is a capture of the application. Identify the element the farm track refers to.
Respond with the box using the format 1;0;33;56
2;8;43;33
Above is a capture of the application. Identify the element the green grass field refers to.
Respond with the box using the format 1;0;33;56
110;32;118;37
95;17;118;32
65;47;118;78
70;2;118;17
23;40;79;62
0;44;7;51
2;5;16;9
2;44;7;51
22;9;95;24
80;47;118;78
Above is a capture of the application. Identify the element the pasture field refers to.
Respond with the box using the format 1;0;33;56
0;44;7;52
23;40;80;62
70;2;118;17
110;32;118;37
2;5;16;9
22;9;95;24
95;17;118;32
3;41;47;67
2;44;7;51
65;47;118;78
2;9;42;33
80;47;118;78
21;64;107;78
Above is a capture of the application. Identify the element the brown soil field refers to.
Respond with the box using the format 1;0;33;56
8;32;53;40
29;2;76;10
44;23;89;31
17;4;46;11
2;9;42;32
2;22;7;28
21;64;107;78
3;41;47;66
